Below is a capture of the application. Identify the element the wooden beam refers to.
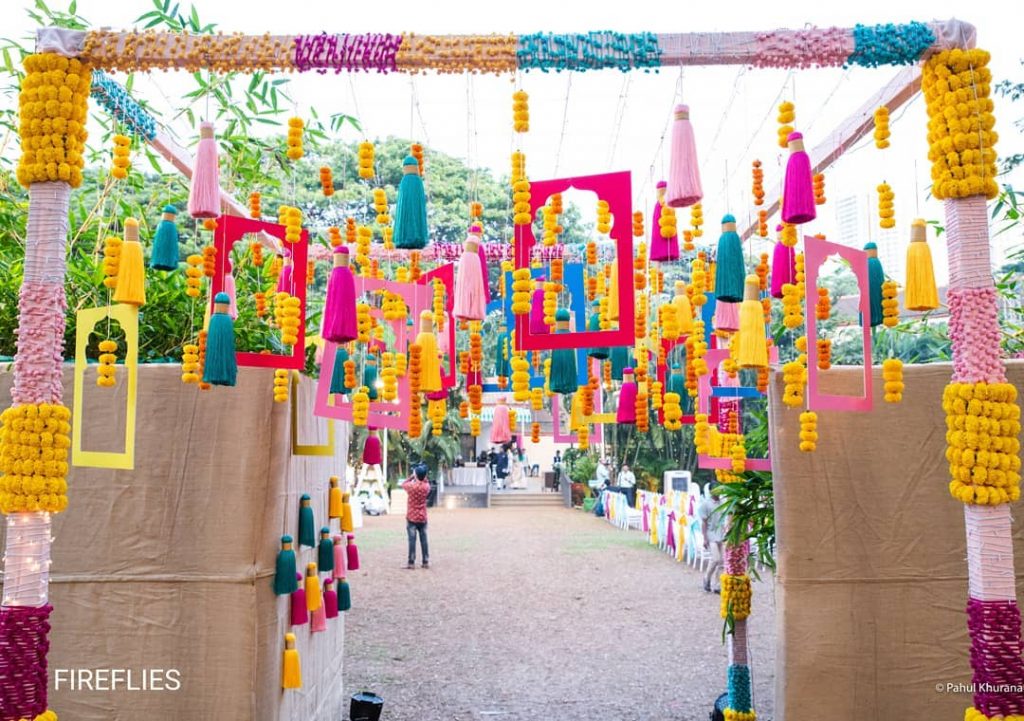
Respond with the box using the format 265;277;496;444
741;64;922;240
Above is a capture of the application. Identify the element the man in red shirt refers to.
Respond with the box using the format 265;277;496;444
403;463;431;569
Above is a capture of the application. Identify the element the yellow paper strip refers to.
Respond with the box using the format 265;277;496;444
290;371;334;456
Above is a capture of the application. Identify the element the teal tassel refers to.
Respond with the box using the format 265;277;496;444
317;527;334;574
668;365;686;397
150;204;180;271
329;346;350;395
363;358;379;401
338;579;352;611
610;346;629;380
549;308;577;395
273;535;298;596
495;331;511;379
202;292;237;386
586;301;608;359
714;214;745;302
865;241;885;327
298;494;316;548
393;156;428;249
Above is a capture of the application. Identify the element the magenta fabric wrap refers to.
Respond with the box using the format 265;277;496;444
966;598;1024;717
0;605;52;721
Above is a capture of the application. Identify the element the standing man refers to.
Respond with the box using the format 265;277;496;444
595;457;610;489
617;463;637;508
403;463;431;569
698;482;726;593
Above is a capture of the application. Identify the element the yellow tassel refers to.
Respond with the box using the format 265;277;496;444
904;219;939;311
736;275;768;368
304;563;321;612
672;281;694;334
113;218;146;306
415;311;442;392
282;633;301;689
341;491;354;532
328;476;343;519
607;265;619;321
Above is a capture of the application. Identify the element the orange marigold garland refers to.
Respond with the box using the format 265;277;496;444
273;369;289;403
320;166;334;196
751;160;764;205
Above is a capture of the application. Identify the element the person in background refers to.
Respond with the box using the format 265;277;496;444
617;463;637;507
698;482;726;593
403;463;431;569
595;457;610;489
552;451;563;491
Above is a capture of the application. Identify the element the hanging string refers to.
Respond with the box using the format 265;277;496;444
606;74;632;170
914;159;920;216
702;66;745;170
553;73;573;178
722;70;793;196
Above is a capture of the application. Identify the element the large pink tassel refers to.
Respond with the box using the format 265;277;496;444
666;105;703;208
332;534;346;580
453;234;487;321
649;181;678;262
224;257;238;320
323;246;358;343
188;121;220;219
490;397;512;443
469;224;492;303
362;429;382;465
770;239;796;299
529;277;548;335
617;368;638;424
290;573;308;626
713;300;740;333
781;131;816;224
276;252;293;294
346;533;360;571
311;601;327;632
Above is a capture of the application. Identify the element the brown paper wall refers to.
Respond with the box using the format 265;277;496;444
0;365;349;720
770;360;1024;720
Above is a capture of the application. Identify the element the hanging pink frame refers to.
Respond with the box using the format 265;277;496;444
313;277;430;430
514;171;636;352
549;359;606;445
696;348;776;472
418;263;457;390
804;235;873;412
210;214;309;369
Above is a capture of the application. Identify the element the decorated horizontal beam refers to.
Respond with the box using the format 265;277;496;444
37;20;975;74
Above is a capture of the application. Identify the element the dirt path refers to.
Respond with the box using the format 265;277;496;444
343;506;775;721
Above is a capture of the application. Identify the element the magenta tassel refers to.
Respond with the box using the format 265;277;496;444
346;534;360;571
332;534;346;580
781;131;816;224
666;105;703;208
323;246;358;343
188;121;220;219
276;254;293;294
362;431;382;465
649;182;679;262
290;573;308;626
713;300;740;333
224;258;238;320
311;603;327;632
770;240;796;298
476;244;491;303
529;279;548;335
324;580;339;619
617;368;638;424
453;235;488;320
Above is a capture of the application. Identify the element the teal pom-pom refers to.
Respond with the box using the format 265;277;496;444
865;245;885;327
402;155;418;166
610;345;629;380
549;347;578;395
150;207;181;271
202;300;237;386
363;358;379;401
329;346;350;395
722;213;736;224
394;159;429;249
586;306;609;359
714;219;745;302
555;308;570;322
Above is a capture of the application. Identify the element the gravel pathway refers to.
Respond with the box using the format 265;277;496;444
343;506;775;721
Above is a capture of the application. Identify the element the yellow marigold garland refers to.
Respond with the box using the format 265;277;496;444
883;358;904;403
777;100;795;148
690;203;703;239
873;105;890;149
944;382;1022;505
512;90;529;132
357;141;374;180
877;182;895;230
0;403;72;514
799;411;818;452
286;117;304;160
273;369;289;403
110;133;131;180
882;279;899;327
102;235;122;289
720;573;752;620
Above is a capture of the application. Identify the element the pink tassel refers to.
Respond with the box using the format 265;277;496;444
323;580;339;619
649;181;678;262
362;430;382;465
770;240;796;299
276;252;293;294
346;533;360;571
781;131;816;224
467;224;492;304
290;573;308;626
224;258;238;320
311;602;327;632
617;368;638;424
188;121;220;219
453;234;487;320
323;246;358;343
529;277;548;335
713;300;740;333
332;534;346;580
666;105;703;208
490;397;512;444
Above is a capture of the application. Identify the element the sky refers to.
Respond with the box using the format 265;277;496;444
4;0;1022;284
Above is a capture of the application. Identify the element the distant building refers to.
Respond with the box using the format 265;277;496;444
835;194;905;281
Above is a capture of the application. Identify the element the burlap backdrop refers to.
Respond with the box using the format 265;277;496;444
0;365;349;720
770;360;1024;720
